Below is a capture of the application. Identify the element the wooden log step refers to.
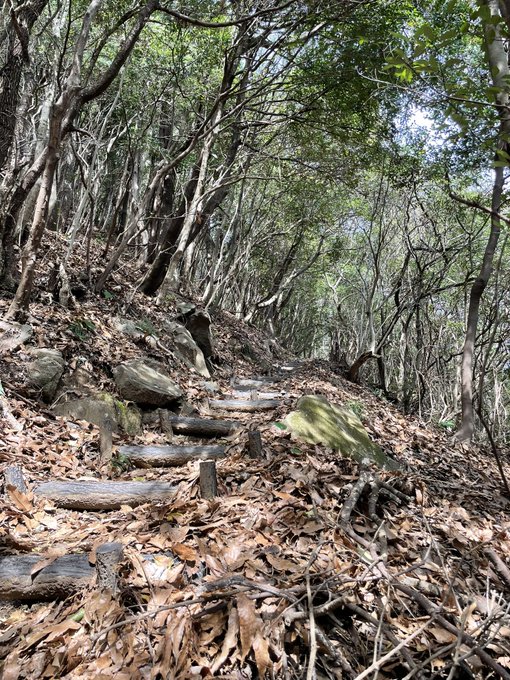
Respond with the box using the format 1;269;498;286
34;480;174;510
0;542;124;602
168;415;238;438
119;444;226;467
209;398;279;412
280;361;301;371
233;376;280;388
230;388;282;399
0;553;95;601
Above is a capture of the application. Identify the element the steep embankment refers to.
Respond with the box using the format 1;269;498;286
1;250;510;678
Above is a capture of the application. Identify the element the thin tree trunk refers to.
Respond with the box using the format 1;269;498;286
456;0;509;441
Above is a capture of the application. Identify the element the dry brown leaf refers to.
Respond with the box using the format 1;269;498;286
7;487;33;512
172;543;198;562
211;606;240;672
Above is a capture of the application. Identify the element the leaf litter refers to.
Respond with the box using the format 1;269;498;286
0;234;509;677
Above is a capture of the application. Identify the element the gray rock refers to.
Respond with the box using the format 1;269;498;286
202;381;219;394
163;321;210;378
27;348;65;402
0;321;33;354
176;302;196;317
285;395;400;470
53;394;142;435
54;397;119;432
112;318;144;340
113;359;182;407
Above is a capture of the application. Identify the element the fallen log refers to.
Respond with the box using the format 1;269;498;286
168;415;238;438
119;444;226;467
209;398;279;412
34;480;174;510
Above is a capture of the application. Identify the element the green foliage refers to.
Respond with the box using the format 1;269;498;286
135;318;158;336
111;451;131;472
346;400;364;418
69;319;96;341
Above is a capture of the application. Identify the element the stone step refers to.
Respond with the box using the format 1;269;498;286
119;444;226;467
209;398;280;412
34;480;174;510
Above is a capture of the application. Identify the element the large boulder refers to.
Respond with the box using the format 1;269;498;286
27;348;65;402
53;394;141;435
112;359;182;408
285;395;399;470
163;321;210;378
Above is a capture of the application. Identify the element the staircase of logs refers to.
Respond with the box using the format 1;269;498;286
0;362;300;602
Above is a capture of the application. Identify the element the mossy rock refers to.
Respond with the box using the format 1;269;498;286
285;395;399;470
98;393;142;435
54;394;142;435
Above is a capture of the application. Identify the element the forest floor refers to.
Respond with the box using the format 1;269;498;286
1;235;510;679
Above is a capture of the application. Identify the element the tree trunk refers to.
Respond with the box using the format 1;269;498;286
456;0;509;441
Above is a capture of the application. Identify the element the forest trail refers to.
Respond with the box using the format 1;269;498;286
2;316;510;678
0;364;297;602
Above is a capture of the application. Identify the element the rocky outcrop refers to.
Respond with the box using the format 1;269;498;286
113;359;182;408
163;321;210;378
285;395;399;470
27;349;65;402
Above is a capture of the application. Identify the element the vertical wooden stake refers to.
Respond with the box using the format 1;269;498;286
158;408;173;443
4;465;27;493
200;460;217;499
248;430;262;459
95;542;124;595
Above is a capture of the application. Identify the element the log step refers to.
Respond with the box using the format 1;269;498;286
168;415;238;438
233;376;280;388
119;444;226;468
34;480;174;510
279;361;301;371
209;398;280;412
230;388;282;399
0;542;123;602
0;553;95;601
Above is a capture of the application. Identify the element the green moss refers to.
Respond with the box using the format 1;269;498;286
98;393;142;435
285;395;400;470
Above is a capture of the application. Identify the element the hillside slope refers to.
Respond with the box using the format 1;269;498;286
1;246;510;679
